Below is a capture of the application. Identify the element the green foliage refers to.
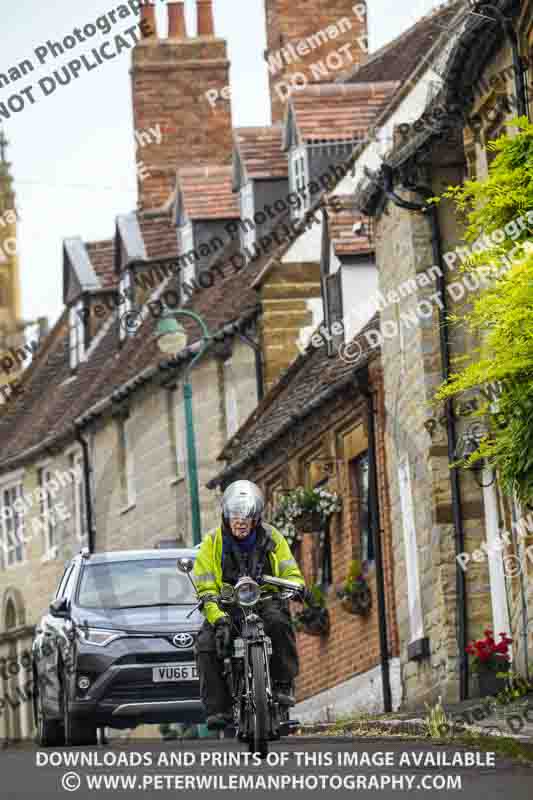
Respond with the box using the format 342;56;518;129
423;697;452;740
309;582;327;608
495;671;533;705
343;559;365;594
435;119;533;504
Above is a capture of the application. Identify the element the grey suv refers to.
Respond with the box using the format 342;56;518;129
32;548;204;746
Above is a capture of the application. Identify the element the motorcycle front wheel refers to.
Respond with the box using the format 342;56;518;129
249;644;269;759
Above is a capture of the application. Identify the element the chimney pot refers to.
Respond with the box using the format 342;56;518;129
197;0;215;37
140;1;157;38
168;1;187;38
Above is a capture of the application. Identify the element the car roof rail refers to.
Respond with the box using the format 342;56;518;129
81;547;91;559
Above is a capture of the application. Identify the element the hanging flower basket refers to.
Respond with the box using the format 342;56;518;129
271;486;341;541
338;560;372;616
293;583;330;637
294;607;331;637
339;583;372;616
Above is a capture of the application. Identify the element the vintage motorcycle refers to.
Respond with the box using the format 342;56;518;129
177;557;308;758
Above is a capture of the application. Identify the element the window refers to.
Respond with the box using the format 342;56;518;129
223;359;238;439
167;388;187;482
119;270;133;343
118;416;136;509
69;300;85;369
70;452;88;545
0;483;25;568
38;467;57;557
240;182;256;255
180;223;195;286
290;147;308;219
354;452;374;562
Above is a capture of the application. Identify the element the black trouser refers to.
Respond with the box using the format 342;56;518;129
195;603;299;716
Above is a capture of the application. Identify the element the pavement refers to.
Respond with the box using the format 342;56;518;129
297;693;533;744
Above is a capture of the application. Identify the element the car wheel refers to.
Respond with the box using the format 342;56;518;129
63;677;97;747
35;685;65;747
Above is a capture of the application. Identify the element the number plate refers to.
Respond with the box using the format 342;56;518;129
152;663;198;683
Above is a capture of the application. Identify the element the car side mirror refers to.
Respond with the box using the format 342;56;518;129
177;557;194;574
49;597;70;618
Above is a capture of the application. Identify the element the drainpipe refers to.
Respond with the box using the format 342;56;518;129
382;165;469;701
75;426;96;554
356;366;393;713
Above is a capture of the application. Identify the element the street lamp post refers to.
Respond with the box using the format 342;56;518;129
156;309;211;546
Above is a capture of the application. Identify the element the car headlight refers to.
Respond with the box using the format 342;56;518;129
235;578;261;607
79;627;127;647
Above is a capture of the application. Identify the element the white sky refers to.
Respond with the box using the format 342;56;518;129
1;0;443;330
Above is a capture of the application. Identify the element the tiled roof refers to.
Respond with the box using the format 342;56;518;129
327;197;373;257
289;82;400;142
0;211;275;469
341;1;463;85
233;126;288;180
137;213;179;261
86;240;116;289
178;166;240;221
211;314;380;484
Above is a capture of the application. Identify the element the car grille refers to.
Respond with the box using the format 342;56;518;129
115;652;195;666
105;682;199;703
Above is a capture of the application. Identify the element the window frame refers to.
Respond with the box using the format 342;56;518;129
223;358;239;439
69;299;86;370
38;466;57;559
119;415;136;510
290;146;309;220
119;270;133;343
240;181;256;254
180;222;195;286
354;450;374;564
167;387;187;483
0;482;25;569
70;451;88;546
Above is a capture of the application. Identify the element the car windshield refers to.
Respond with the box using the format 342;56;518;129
76;559;197;609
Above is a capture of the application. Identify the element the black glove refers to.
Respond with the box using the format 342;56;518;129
214;617;232;660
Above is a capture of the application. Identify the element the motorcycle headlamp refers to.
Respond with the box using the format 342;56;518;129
234;578;261;607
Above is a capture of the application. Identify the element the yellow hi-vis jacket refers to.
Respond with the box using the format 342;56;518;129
192;523;305;625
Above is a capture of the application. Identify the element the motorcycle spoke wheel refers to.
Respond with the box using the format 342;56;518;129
250;645;269;759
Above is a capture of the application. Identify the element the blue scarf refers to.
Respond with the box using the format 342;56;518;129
231;528;257;553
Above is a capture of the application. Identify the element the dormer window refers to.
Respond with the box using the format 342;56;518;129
290;147;308;219
240;182;256;254
69;300;86;370
119;270;133;342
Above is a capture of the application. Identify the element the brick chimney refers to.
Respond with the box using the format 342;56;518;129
168;1;187;38
131;0;233;211
197;0;215;36
264;0;368;124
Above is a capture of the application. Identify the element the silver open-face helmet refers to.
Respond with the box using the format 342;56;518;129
221;480;264;525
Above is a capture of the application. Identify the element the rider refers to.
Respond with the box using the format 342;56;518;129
193;480;305;730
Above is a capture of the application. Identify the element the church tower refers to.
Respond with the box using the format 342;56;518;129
264;0;369;124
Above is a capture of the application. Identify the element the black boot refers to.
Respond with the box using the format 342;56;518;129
273;683;295;707
206;712;233;730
